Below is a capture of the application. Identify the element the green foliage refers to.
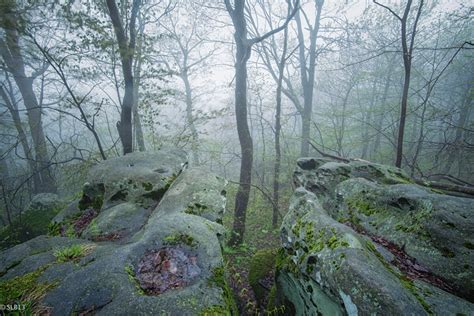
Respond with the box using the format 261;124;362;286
0;265;56;314
124;264;145;295
0;203;64;250
163;233;197;247
207;266;238;315
248;248;277;305
53;244;93;263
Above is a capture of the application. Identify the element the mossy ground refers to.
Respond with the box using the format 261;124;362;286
0;204;64;250
222;183;292;315
0;265;57;315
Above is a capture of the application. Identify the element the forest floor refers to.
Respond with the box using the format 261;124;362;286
222;185;291;315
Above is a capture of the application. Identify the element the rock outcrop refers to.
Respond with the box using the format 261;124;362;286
277;157;474;315
0;149;236;315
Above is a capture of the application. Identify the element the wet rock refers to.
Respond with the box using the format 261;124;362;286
136;247;201;295
0;148;235;315
277;158;474;315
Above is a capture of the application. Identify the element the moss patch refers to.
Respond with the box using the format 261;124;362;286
0;203;64;250
207;266;238;315
248;249;277;305
0;265;56;314
163;233;197;248
125;264;145;295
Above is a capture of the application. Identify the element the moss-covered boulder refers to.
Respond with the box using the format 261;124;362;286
0;149;237;315
249;248;277;308
0;193;63;250
277;158;474;315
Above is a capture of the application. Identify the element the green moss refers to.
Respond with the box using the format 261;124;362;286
79;191;104;211
125;264;145;295
0;265;56;314
185;203;209;216
163;233;197;247
53;244;93;263
464;241;474;249
347;195;379;216
248;248;277;305
207;266;238;315
142;182;153;191
0;203;64;250
275;248;299;275
199;305;231;315
366;239;435;315
399;276;433;315
394;204;432;237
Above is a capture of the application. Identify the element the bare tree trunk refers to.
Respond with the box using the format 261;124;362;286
0;19;56;193
272;25;289;228
375;0;424;167
224;0;298;245
106;0;141;155
0;85;40;192
444;86;472;174
132;19;146;152
295;0;324;156
182;71;200;165
371;61;394;160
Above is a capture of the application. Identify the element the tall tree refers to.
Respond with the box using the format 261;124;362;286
0;0;56;193
295;0;324;156
374;0;424;167
105;0;142;154
224;0;298;245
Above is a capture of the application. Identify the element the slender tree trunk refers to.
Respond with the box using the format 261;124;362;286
371;62;394;160
444;87;472;174
0;85;40;192
225;0;297;245
295;0;324;156
272;26;288;228
132;23;146;152
0;26;56;193
106;0;141;154
182;71;200;165
229;31;253;246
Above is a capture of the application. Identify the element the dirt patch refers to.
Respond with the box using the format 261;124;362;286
136;247;201;295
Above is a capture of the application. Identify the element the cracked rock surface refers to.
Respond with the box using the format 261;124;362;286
0;148;234;315
277;157;474;315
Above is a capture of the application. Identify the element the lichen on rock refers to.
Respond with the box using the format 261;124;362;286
277;157;474;315
0;148;235;315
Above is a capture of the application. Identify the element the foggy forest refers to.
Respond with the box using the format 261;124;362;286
0;0;473;315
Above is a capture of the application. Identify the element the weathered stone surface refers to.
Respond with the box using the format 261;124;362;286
277;159;474;315
0;149;236;315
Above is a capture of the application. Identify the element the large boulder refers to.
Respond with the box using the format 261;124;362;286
0;149;237;315
277;158;474;315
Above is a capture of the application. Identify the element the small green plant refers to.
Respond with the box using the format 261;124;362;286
125;264;145;295
0;264;56;315
53;244;93;263
163;233;197;247
47;222;62;236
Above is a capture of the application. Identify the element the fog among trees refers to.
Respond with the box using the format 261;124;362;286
0;0;472;313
